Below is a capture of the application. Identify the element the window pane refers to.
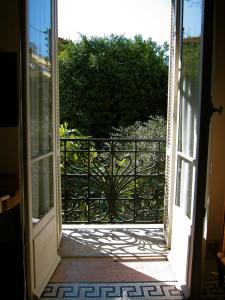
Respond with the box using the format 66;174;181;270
175;157;194;218
32;156;53;222
178;0;203;158
29;0;52;158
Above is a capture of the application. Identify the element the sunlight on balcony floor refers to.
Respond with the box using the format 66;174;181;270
59;224;168;259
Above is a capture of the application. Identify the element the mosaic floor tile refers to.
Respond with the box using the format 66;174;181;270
41;281;184;300
40;280;225;300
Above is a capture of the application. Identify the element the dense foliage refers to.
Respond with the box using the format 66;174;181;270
59;35;168;137
111;116;166;139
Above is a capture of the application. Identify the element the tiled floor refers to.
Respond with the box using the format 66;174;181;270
50;258;176;283
40;226;225;299
41;280;225;300
41;224;182;299
41;281;185;300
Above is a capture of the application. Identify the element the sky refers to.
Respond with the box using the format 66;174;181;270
58;0;170;45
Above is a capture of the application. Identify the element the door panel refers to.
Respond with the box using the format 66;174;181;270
33;217;58;292
169;0;205;296
24;0;60;298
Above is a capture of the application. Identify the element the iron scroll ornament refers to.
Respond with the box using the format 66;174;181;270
61;138;166;223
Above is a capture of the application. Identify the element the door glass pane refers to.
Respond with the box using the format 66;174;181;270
175;157;194;218
178;0;203;158
176;0;203;218
32;156;53;223
29;0;54;224
29;0;52;158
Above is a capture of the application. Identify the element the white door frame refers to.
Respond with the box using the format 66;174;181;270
21;0;61;298
167;0;214;298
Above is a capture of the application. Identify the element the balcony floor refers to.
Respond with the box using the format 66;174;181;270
59;224;168;259
40;225;224;299
53;224;176;283
43;224;183;299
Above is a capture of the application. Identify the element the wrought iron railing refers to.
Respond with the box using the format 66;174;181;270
60;138;166;223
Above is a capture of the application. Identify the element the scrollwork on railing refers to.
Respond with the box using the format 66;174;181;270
61;138;166;223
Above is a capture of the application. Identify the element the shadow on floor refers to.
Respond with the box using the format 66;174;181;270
50;257;176;282
59;224;168;259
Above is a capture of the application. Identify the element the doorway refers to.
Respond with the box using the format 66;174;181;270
20;0;225;295
57;0;172;290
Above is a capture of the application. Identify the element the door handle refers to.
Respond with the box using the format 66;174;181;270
212;105;223;115
210;98;223;118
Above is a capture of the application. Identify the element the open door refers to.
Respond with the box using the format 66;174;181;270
168;0;213;297
22;0;61;298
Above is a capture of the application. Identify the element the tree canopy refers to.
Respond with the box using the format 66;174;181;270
59;35;168;137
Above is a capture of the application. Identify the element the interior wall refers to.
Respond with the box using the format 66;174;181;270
207;0;225;242
0;2;24;298
0;0;20;174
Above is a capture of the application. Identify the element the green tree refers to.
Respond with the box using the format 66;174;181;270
59;35;168;137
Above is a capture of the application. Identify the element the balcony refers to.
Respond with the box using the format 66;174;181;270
60;138;166;224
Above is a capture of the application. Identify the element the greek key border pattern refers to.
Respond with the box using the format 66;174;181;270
41;281;184;299
201;280;225;299
41;280;225;299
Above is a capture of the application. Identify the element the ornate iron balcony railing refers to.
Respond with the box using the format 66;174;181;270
60;138;166;223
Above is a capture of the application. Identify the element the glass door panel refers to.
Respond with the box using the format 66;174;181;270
29;0;54;224
176;157;194;218
32;156;53;221
176;0;203;217
29;0;52;158
25;0;60;297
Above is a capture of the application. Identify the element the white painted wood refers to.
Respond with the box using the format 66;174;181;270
23;1;61;298
168;0;206;297
164;0;181;248
54;0;62;248
169;206;192;285
33;216;60;297
168;2;193;294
